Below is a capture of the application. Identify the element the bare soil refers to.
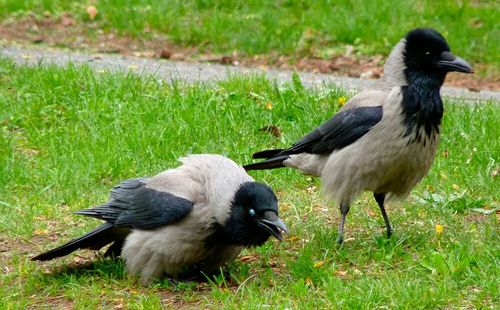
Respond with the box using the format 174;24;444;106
1;16;498;91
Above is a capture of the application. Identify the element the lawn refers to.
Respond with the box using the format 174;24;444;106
1;0;499;74
0;57;498;308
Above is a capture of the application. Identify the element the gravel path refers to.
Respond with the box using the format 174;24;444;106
1;46;498;102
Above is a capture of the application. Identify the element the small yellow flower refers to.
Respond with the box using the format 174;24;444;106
265;102;273;110
337;96;347;106
313;260;324;268
452;184;460;190
435;224;444;235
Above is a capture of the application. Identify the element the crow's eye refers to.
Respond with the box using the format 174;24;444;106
425;51;431;56
248;209;256;216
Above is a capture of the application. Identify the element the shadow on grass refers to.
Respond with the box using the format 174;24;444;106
44;257;126;281
40;256;241;290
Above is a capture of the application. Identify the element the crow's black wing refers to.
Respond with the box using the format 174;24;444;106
76;178;194;230
284;106;383;155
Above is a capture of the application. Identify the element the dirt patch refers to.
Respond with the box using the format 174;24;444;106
464;210;497;223
0;234;37;265
158;287;210;309
27;295;75;310
1;15;498;91
0;16;175;57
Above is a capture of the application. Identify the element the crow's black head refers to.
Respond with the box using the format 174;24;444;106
223;182;288;246
403;28;473;84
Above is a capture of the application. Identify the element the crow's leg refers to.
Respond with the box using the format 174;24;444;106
374;193;392;238
337;202;350;244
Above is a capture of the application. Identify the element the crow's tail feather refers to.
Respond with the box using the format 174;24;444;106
243;155;289;171
252;149;284;159
31;223;128;261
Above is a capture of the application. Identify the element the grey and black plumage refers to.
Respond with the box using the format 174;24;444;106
32;154;288;285
244;28;473;244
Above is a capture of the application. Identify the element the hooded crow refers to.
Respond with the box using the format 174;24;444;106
32;154;288;285
244;28;473;244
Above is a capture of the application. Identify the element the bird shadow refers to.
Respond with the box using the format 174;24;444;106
42;257;126;281
39;256;237;289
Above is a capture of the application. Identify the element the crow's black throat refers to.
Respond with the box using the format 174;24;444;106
401;72;444;143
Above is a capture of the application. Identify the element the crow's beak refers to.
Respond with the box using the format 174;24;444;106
257;211;289;241
436;51;473;74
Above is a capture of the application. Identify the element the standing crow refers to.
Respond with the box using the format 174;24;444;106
244;28;473;244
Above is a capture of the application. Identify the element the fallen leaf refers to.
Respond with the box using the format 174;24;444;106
336;270;348;276
61;13;75;27
220;55;235;65
259;125;281;137
86;5;98;20
33;229;48;236
239;255;259;262
160;49;172;59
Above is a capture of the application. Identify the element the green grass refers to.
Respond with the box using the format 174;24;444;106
0;57;498;308
1;0;499;69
